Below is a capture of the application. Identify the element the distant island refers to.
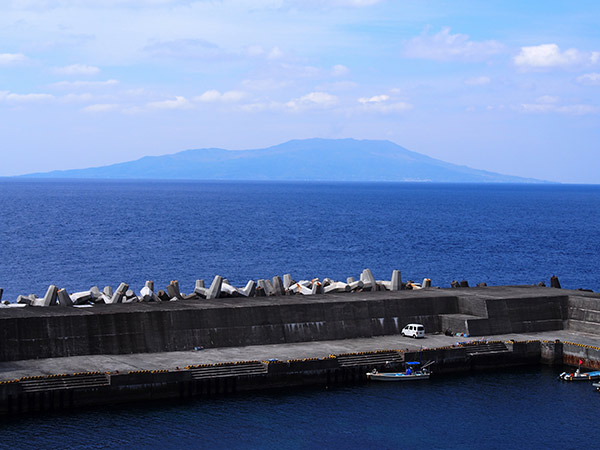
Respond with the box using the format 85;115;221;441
21;138;546;183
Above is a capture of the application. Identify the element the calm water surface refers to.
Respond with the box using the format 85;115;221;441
1;368;599;450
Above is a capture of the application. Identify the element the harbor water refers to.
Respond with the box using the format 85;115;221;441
1;367;599;449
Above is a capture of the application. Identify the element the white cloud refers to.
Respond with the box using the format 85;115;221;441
123;88;146;96
536;95;558;104
577;73;600;85
464;76;490;86
60;93;94;102
236;101;281;113
246;45;265;57
280;63;321;77
237;100;284;113
0;53;28;66
555;104;598;114
330;0;384;5
147;95;189;110
194;89;247;102
404;27;504;61
360;101;413;113
199;43;285;60
50;79;119;89
332;64;349;76
286;0;385;7
354;93;412;113
286;91;338;110
267;46;284;59
238;91;341;113
8;0;384;12
222;91;246;101
0;91;54;102
358;94;389;104
195;89;221;102
514;44;599;68
6;0;185;7
53;63;100;76
82;103;119;113
519;100;597;115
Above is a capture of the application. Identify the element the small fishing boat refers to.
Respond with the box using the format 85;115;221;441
366;361;432;382
559;371;600;381
592;382;600;392
559;365;600;382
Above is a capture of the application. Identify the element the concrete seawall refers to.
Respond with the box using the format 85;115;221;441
1;286;599;362
2;284;600;415
0;291;456;361
0;338;595;416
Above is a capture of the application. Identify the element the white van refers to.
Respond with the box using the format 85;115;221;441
401;323;425;339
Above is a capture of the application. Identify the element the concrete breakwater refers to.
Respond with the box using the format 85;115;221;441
5;269;559;309
1;279;600;416
0;339;597;416
3;269;412;307
1;285;600;362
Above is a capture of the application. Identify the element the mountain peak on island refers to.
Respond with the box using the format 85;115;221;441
22;138;547;183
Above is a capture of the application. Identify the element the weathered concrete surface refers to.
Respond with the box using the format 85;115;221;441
0;329;596;381
57;289;73;307
0;286;598;362
206;275;223;300
0;326;598;417
0;337;552;417
107;283;128;305
0;289;458;361
391;270;401;291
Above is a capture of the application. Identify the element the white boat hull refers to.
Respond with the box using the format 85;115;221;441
559;371;600;381
366;372;430;381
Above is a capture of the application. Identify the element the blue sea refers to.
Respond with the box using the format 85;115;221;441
1;181;599;299
0;180;599;448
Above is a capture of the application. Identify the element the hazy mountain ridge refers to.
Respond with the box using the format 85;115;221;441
21;138;546;183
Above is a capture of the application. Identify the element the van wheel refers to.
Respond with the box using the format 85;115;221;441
413;334;417;339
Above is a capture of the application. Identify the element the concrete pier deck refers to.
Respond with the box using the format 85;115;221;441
0;329;597;381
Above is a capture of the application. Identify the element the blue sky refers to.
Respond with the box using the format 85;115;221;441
1;0;599;182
